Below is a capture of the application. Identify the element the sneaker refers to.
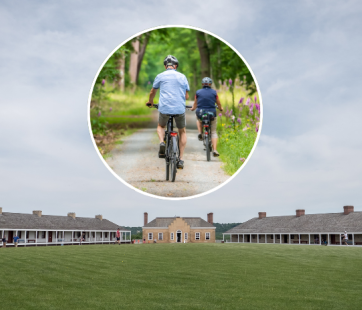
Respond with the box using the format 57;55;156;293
158;142;166;158
177;160;184;169
213;150;220;157
198;133;202;141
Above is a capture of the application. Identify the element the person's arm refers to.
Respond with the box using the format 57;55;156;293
185;91;189;100
190;96;197;111
146;88;158;106
216;95;223;111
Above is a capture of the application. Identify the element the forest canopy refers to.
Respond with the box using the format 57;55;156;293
94;27;256;98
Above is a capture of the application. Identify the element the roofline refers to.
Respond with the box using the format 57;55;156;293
143;226;216;229
223;231;362;234
0;228;131;232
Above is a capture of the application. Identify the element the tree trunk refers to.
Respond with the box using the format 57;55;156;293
136;33;150;85
129;38;140;87
117;51;125;91
196;31;210;78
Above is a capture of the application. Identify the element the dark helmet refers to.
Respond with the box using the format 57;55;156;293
163;55;179;67
202;77;212;86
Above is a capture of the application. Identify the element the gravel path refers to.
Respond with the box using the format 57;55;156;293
106;109;230;198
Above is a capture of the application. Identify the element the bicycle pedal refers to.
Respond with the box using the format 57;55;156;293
158;154;166;158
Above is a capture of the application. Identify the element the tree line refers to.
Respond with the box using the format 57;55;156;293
94;28;255;98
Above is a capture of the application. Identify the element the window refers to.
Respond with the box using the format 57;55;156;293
205;232;210;240
77;232;81;238
252;235;255;239
195;232;200;240
271;235;274;239
171;233;174;240
105;232;108;238
148;233;153;240
41;231;46;238
26;231;29;239
277;235;280;239
259;235;261;239
185;233;188;240
158;233;163;240
291;235;294;239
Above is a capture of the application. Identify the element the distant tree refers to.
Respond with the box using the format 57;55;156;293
196;31;210;78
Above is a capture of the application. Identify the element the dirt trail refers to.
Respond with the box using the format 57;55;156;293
106;109;230;198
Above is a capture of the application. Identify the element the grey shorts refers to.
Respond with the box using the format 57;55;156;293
159;112;186;129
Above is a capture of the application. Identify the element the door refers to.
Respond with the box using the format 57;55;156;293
177;232;181;243
8;231;13;243
331;235;335;244
284;235;287;244
48;231;52;243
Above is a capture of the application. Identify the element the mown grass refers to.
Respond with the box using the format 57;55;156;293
0;243;361;309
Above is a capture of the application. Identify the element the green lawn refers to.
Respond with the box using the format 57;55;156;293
0;243;361;309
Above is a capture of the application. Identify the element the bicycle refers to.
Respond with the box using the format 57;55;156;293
147;103;192;182
197;107;218;161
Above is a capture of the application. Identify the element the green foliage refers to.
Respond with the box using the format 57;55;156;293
90;118;108;135
214;222;242;240
1;244;361;309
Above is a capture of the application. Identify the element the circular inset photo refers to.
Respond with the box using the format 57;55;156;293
88;26;262;199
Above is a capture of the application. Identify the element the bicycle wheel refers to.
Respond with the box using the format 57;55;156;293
170;156;177;182
166;160;170;181
206;134;211;161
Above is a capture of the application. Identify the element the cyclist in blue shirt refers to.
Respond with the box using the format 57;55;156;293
191;77;223;157
146;55;190;168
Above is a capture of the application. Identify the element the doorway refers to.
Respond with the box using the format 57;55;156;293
176;230;182;243
48;232;52;243
284;235;288;244
8;231;13;243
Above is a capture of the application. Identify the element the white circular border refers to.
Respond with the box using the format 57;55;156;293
87;24;263;201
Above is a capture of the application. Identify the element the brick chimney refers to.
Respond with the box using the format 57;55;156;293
296;209;305;217
95;215;103;221
344;205;354;215
207;212;213;224
33;210;42;217
144;212;148;226
0;207;2;214
258;212;266;219
67;212;76;219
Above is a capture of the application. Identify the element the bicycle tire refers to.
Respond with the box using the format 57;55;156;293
166;160;170;181
170;157;177;182
206;134;211;161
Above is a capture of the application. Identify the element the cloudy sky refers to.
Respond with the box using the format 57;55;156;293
1;0;361;226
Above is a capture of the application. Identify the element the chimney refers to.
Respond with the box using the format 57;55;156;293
344;205;354;215
95;215;103;221
258;212;266;219
296;209;305;217
144;212;148;226
207;212;213;225
33;210;42;217
67;212;76;219
0;207;2;214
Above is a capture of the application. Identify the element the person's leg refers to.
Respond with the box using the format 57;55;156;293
157;124;166;143
196;119;202;134
178;128;187;160
211;119;219;156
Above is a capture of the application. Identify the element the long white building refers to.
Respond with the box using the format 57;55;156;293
0;208;131;246
224;206;362;246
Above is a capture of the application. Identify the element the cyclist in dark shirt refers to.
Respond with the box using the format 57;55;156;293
191;77;223;156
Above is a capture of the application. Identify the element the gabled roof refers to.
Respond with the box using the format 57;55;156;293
0;212;124;230
144;217;215;228
225;212;362;234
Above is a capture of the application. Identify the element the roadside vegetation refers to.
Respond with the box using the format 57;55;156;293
1;244;361;309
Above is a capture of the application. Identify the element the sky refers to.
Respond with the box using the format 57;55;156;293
1;0;362;226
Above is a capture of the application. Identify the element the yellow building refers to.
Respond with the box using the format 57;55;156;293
142;212;215;243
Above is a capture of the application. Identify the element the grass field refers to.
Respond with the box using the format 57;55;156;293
0;243;361;309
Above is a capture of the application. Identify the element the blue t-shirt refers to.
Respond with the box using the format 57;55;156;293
153;69;190;115
13;236;19;242
195;87;218;114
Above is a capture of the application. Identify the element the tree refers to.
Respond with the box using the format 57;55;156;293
196;31;210;78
